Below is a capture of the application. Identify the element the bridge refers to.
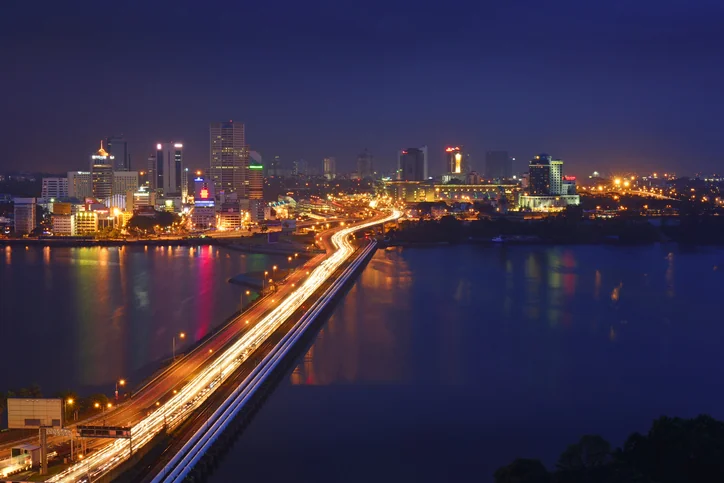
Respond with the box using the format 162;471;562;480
15;209;400;482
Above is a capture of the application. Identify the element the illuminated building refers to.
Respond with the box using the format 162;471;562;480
357;149;374;179
91;141;114;200
52;214;73;235
13;198;36;234
192;177;216;229
520;154;579;210
485;151;512;180
268;155;283;177
113;171;139;196
68;171;93;200
249;199;265;222
323;157;336;180
218;202;242;230
398;146;428;181
445;146;467;175
209;121;247;196
150;143;184;196
127;186;156;213
73;211;98;235
106;136;130;171
247;160;264;201
41;177;68;199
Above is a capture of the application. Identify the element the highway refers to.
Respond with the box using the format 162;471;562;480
45;208;399;482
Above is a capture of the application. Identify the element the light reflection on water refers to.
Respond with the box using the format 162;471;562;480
0;246;286;394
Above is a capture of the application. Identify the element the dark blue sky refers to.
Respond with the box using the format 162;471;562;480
2;0;723;177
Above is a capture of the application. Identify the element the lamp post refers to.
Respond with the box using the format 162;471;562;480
263;271;269;292
272;265;277;281
64;398;74;422
242;290;251;310
173;332;186;361
115;379;126;401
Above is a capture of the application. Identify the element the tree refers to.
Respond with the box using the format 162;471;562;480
260;224;269;233
494;458;551;483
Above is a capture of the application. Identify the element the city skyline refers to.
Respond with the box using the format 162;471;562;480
2;0;723;176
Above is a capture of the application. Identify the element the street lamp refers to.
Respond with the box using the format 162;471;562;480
64;398;74;421
173;332;186;361
115;379;126;401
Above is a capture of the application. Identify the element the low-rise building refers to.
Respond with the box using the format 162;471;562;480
52;214;74;236
73;211;98;235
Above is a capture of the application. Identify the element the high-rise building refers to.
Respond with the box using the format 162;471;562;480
41;177;69;199
13;198;36;234
292;159;308;177
209;121;247;196
485;151;512;180
67;171;93;199
323;157;336;180
106;136;130;171
357;149;374;179
529;154;552;195
528;153;564;195
91;141;114;200
268;156;282;177
113;171;139;196
247;160;264;200
150;143;184;196
398;146;428;181
445;146;467;176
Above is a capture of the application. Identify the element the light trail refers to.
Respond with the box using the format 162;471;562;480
49;209;400;483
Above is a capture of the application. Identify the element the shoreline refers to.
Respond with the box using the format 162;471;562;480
0;237;222;248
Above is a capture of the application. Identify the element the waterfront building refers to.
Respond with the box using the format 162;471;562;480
520;153;579;210
209;121;247;196
51;214;73;235
41;177;69;200
13;197;36;234
398;146;428;181
485;151;512;180
73;211;98;235
323;157;336;180
357;149;374;179
218;202;242;230
106;136;130;171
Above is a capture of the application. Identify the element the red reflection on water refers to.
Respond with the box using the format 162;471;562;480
195;247;213;340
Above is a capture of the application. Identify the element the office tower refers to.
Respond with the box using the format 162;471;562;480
41;177;69;199
106;136;130;171
268;155;282;177
150;143;184;195
485;151;512;180
13;198;36;234
247;159;264;200
113;171;139;196
445;146;467;175
209;121;247;196
67;171;93;199
528;153;563;195
91;141;114;200
398;146;428;181
292;159;308;176
323;157;336;180
357;148;374;179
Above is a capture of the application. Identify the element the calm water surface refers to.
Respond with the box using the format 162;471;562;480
0;245;284;395
212;244;724;483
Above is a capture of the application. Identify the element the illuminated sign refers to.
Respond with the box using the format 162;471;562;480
174;143;183;148
156;143;162;150
563;176;577;181
199;187;209;199
249;165;263;170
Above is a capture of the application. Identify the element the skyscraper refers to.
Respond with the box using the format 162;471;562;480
106;136;130;171
485;151;512;180
357;149;374;179
91;141;114;200
41;177;69;199
209;121;247;197
398;146;428;181
323;157;336;180
445;146;466;175
67;171;93;199
151;143;184;195
247;159;264;200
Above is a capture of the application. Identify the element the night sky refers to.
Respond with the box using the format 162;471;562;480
2;0;723;177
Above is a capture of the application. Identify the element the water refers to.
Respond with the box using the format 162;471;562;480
212;244;724;483
0;245;286;396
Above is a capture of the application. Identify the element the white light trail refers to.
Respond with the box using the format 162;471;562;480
50;209;400;482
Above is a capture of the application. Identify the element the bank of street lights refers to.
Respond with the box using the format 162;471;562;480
173;332;186;361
